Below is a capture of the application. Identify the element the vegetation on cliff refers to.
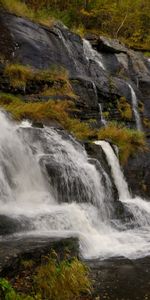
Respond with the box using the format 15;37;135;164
1;0;150;51
0;92;96;140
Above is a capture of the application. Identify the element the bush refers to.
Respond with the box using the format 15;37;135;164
34;252;91;300
98;122;147;164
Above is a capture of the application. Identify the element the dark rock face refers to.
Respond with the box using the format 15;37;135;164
0;215;33;235
124;140;150;199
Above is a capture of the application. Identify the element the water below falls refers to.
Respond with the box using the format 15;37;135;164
0;112;150;260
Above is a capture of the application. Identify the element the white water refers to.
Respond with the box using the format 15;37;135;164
98;103;107;126
83;39;106;70
95;141;150;227
91;82;106;125
0;112;150;259
128;83;142;130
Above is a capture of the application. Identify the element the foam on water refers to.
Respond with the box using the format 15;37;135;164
0;112;150;259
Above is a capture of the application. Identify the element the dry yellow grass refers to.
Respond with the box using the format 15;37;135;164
0;93;95;140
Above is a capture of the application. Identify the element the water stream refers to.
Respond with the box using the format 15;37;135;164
0;112;150;259
83;39;106;71
128;83;142;130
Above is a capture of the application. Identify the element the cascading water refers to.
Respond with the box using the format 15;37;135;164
128;83;142;131
91;82;106;125
98;103;107;126
83;39;106;71
0;111;150;259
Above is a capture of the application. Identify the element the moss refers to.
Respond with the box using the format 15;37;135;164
97;122;147;164
102;111;110;119
117;97;132;121
138;101;144;113
143;117;150;128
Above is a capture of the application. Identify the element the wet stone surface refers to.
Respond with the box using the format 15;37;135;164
87;256;150;300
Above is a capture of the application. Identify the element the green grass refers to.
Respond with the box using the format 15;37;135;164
97;122;147;164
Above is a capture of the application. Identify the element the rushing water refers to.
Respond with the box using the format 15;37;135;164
83;39;106;70
0;112;150;259
128;83;142;131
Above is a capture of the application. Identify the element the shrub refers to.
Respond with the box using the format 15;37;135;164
34;252;91;300
97;122;147;164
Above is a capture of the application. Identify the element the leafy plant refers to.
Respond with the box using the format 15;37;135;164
0;278;34;300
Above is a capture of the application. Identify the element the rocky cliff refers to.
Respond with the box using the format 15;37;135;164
0;8;150;198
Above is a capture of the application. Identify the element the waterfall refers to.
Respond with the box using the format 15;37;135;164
128;83;142;130
95;140;150;227
95;141;130;200
83;39;106;70
0;111;150;260
98;103;107;126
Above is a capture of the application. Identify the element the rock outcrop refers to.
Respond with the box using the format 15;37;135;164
0;8;150;196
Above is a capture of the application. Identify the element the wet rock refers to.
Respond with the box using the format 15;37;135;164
0;215;32;235
0;236;79;276
87;256;150;300
124;140;150;199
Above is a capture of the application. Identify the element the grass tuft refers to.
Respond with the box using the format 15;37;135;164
0;92;96;140
4;64;33;89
